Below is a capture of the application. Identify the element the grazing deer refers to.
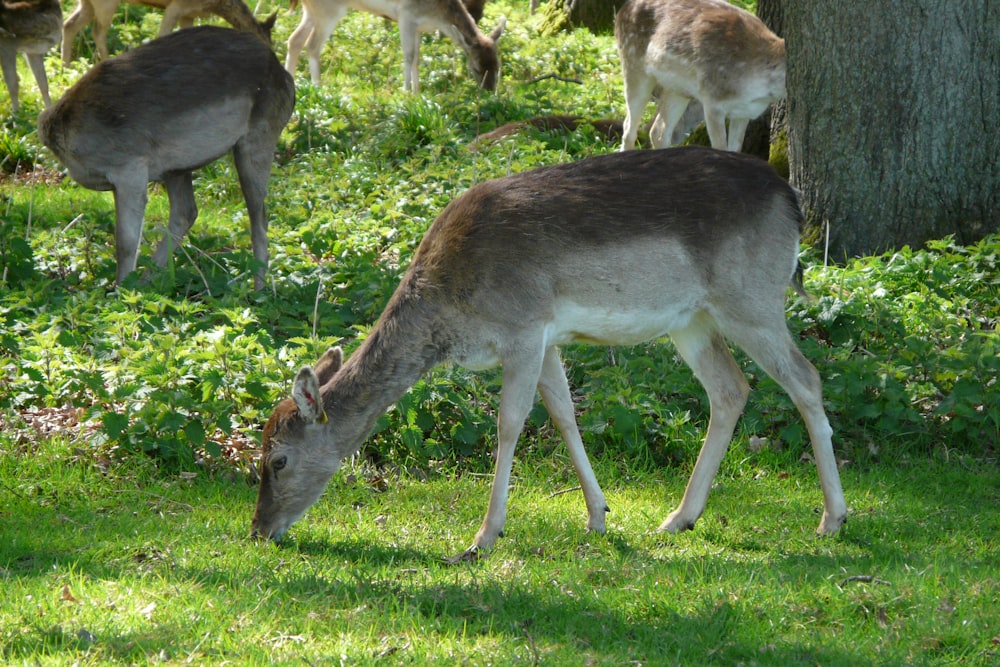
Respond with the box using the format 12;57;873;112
250;147;848;561
0;0;61;113
284;0;506;93
37;26;294;290
60;0;275;64
616;0;785;152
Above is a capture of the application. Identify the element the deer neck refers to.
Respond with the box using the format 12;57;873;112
322;270;447;457
440;4;482;52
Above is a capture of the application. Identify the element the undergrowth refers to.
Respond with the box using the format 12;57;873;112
1;0;997;475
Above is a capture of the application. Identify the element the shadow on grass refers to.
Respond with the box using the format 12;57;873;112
4;458;999;664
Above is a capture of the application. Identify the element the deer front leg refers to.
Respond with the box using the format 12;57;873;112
285;13;313;78
398;19;420;93
659;325;748;533
25;54;52;107
111;173;151;285
449;346;545;563
157;5;183;36
702;104;729;152
726;116;750;152
61;1;95;64
651;90;692;149
536;346;608;534
621;73;655;151
1;51;20;112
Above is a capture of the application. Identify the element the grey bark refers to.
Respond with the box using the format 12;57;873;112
779;0;1000;257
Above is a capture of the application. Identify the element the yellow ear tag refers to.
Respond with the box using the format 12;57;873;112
317;409;328;424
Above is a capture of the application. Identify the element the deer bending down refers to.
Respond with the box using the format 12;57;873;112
616;0;785;152
285;0;505;93
0;0;61;112
60;0;275;63
38;26;294;289
250;146;848;561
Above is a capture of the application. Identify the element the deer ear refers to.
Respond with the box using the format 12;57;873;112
291;367;327;424
489;16;506;43
313;346;343;385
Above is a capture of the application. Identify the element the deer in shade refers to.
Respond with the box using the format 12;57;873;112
60;0;275;63
284;0;505;93
0;0;61;112
250;147;848;561
616;0;785;152
37;26;294;289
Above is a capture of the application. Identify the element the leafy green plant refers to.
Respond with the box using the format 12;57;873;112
1;0;997;472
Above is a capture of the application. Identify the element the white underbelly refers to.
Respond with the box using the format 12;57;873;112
547;299;697;347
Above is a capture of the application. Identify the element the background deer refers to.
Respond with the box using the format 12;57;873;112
60;0;275;63
0;0;61;113
250;146;848;562
37;26;294;290
616;0;785;152
284;0;505;93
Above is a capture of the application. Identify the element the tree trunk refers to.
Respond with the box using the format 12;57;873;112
537;0;623;35
779;0;1000;258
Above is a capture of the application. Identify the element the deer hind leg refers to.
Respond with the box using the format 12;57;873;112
111;170;151;284
151;171;197;271
659;317;749;533
536;346;609;534
232;137;275;290
725;322;847;534
454;342;546;562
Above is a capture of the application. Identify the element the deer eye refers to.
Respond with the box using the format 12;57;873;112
271;455;287;473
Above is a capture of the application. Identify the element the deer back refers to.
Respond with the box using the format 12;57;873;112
38;26;293;187
0;0;61;46
617;0;784;111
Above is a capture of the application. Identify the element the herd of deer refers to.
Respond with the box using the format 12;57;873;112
3;0;846;561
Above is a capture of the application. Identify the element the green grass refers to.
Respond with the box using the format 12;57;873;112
2;0;999;664
3;439;999;665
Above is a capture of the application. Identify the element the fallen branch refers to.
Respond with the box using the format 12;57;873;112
526;73;584;85
839;575;891;587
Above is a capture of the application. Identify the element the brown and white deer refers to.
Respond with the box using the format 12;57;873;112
37;26;294;289
284;0;505;92
616;0;785;152
60;0;275;63
250;146;848;561
0;0;61;113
